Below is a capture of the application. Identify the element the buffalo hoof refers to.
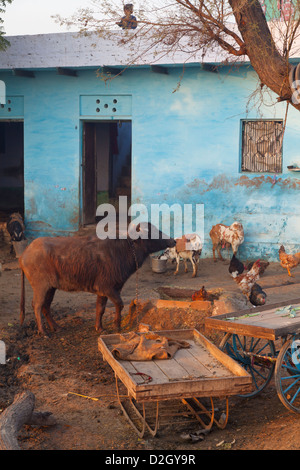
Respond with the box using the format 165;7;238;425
95;325;105;334
37;330;50;338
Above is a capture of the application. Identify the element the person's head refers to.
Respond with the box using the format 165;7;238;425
124;3;133;15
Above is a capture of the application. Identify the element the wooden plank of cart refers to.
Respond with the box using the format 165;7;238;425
98;328;252;437
205;298;300;414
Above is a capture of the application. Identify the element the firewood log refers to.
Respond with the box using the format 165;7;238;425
0;390;56;450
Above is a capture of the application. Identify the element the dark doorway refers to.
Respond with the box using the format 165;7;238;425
0;121;24;218
82;121;132;225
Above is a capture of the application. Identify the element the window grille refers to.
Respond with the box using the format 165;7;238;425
241;120;283;173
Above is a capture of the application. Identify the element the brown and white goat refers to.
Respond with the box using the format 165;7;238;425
209;222;244;262
164;233;202;277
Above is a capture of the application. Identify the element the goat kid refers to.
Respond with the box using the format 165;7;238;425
164;233;202;277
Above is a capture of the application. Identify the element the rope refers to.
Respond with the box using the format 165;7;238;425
127;238;140;326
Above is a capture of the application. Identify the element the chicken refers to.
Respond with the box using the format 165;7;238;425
249;283;267;306
192;286;209;301
229;255;270;280
245;260;269;276
229;254;245;278
279;245;300;277
234;260;261;300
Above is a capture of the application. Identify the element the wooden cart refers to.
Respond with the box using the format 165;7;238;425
205;299;300;414
98;328;252;437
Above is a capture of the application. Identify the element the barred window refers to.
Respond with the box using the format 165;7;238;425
241;120;283;173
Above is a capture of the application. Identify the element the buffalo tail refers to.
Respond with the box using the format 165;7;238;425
20;269;25;325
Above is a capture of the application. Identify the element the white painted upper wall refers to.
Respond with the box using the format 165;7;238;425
0;25;300;70
0;31;231;70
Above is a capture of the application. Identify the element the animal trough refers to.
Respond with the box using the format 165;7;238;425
155;286;221;311
127;286;247;336
157;286;220;302
98;328;252;437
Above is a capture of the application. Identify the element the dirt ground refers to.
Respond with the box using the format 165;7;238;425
0;240;300;451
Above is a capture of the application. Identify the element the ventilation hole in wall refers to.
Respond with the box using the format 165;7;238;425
96;99;100;104
96;108;100;113
7;100;11;104
112;108;117;113
8;108;11;112
1;104;4;108
113;99;117;104
104;104;108;108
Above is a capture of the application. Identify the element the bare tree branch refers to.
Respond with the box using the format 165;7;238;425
53;0;300;110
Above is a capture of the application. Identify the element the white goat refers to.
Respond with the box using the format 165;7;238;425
164;233;202;277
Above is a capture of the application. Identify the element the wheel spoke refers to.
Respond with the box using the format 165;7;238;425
281;372;300;389
282;362;298;374
220;333;275;398
250;364;270;382
255;339;271;355
290;383;300;405
275;335;300;413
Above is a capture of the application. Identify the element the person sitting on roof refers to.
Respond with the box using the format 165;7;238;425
116;3;137;30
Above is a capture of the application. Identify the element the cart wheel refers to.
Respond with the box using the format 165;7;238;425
275;335;300;413
219;333;276;398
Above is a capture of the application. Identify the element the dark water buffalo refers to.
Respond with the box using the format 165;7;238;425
19;223;175;335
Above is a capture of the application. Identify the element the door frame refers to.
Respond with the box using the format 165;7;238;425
80;119;132;227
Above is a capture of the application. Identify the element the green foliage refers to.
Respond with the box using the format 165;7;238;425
0;0;12;50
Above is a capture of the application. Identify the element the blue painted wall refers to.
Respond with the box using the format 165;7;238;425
131;65;300;260
0;63;299;260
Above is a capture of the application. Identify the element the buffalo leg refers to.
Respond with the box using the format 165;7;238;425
108;291;124;331
42;288;59;332
95;295;108;332
32;290;48;335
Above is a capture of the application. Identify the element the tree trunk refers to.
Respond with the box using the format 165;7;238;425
229;0;300;110
0;390;56;450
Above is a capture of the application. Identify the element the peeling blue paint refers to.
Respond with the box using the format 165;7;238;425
0;63;299;261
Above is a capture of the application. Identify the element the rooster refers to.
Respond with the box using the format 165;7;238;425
229;255;269;279
192;286;209;301
279;245;300;277
245;260;269;276
234;260;261;301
